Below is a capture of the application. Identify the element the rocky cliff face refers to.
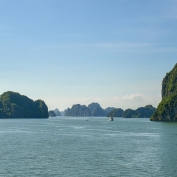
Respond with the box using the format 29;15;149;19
64;102;106;117
88;103;105;116
65;104;91;116
151;64;177;121
151;94;177;121
162;63;177;98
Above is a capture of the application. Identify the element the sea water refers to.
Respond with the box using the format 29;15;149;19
0;117;177;177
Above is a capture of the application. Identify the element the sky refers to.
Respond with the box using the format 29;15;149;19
0;0;177;111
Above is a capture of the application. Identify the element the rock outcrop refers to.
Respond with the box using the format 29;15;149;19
104;107;116;115
107;108;124;117
151;64;177;121
162;63;177;98
88;102;105;116
64;104;91;116
64;102;107;117
123;109;137;118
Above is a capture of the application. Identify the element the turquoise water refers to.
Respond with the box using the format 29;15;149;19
0;117;177;177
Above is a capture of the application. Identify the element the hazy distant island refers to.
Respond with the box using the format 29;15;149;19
48;110;56;117
64;103;115;117
0;91;48;118
48;108;62;117
151;63;177;121
63;102;156;118
64;104;91;116
54;108;61;116
107;108;124;117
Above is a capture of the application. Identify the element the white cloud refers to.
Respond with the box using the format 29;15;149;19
110;93;162;109
83;97;102;104
122;94;144;101
83;98;91;102
115;93;145;101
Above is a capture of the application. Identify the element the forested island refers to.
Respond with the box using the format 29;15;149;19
151;63;177;121
0;91;48;118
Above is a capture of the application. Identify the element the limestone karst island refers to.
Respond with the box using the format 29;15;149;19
0;91;48;118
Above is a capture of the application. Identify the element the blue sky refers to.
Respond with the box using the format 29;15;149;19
0;0;177;111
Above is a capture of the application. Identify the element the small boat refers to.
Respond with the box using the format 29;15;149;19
109;117;113;121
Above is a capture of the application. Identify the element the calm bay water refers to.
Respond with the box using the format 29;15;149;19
0;117;177;177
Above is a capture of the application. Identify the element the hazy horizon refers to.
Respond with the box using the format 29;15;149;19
0;0;177;111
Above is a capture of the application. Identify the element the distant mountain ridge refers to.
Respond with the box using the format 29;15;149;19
63;103;156;118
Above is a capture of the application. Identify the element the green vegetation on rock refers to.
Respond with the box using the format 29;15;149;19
135;105;156;118
123;109;137;118
0;91;49;118
150;93;177;121
64;102;110;117
88;103;105;116
123;105;156;118
162;63;177;98
65;104;91;116
107;108;124;117
151;63;177;121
